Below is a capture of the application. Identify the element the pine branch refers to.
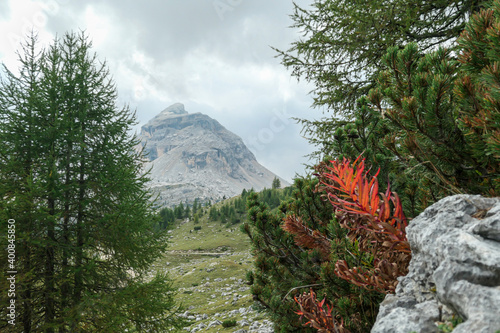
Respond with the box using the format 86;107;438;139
282;215;332;260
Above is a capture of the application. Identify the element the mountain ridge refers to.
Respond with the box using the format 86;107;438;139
140;103;288;207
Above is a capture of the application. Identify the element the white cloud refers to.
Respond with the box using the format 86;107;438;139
83;6;112;48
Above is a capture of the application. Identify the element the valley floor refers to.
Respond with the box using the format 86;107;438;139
153;216;274;333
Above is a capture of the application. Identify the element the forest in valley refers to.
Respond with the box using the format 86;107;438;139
1;0;500;332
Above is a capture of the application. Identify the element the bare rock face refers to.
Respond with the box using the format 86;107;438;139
371;195;500;333
140;103;288;207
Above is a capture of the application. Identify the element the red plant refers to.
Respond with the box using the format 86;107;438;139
317;156;411;293
321;157;408;249
282;214;332;260
294;289;350;333
283;156;411;294
283;156;411;332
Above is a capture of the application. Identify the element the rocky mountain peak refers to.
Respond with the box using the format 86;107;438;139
142;103;191;131
161;102;188;116
140;104;288;207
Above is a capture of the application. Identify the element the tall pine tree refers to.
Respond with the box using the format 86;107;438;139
0;32;184;332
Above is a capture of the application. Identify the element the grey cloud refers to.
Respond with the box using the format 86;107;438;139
44;0;309;66
3;0;317;181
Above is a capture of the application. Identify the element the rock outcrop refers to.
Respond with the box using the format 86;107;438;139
371;195;500;333
140;103;288;207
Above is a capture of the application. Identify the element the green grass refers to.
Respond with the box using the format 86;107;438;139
152;206;270;333
165;212;251;252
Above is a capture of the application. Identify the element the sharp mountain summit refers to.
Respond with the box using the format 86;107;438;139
139;103;288;207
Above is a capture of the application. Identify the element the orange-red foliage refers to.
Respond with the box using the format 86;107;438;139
317;156;411;293
282;156;411;295
282;215;332;260
283;156;411;332
294;289;351;333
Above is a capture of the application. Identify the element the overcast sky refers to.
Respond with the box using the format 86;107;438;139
0;0;321;182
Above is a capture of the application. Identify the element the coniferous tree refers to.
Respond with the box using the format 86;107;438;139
366;43;488;210
282;0;490;191
277;0;486;114
243;178;381;332
272;177;281;189
0;32;184;332
287;1;500;217
208;206;219;221
332;5;500;215
0;33;45;333
244;2;500;332
175;202;184;219
455;1;500;193
192;198;199;215
159;207;175;229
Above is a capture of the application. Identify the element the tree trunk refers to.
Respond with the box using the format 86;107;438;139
45;196;56;333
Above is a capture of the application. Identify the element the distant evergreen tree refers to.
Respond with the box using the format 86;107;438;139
159;207;175;229
175;202;184;219
192;198;199;215
235;197;245;214
272;177;281;189
228;206;238;225
209;206;219;221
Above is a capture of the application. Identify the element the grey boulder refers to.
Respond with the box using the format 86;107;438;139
371;195;500;333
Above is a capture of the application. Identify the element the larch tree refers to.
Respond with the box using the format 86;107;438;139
0;32;184;332
277;0;486;114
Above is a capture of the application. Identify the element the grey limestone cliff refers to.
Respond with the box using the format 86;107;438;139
371;195;500;333
140;103;288;207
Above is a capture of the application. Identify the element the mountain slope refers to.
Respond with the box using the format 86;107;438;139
140;103;288;207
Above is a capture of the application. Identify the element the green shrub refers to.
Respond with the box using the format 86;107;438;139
243;181;382;332
194;226;201;231
222;319;237;328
